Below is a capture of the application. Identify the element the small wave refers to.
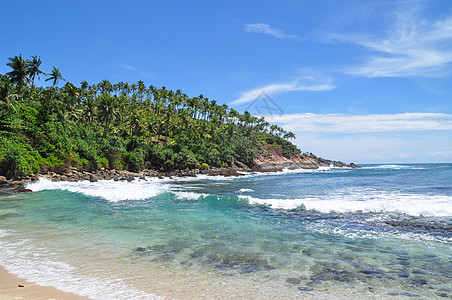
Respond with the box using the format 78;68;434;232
306;221;452;244
173;191;206;200
239;192;452;217
237;188;254;193
26;178;169;202
364;165;415;170
0;235;159;299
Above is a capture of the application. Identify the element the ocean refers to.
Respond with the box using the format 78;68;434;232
0;164;451;299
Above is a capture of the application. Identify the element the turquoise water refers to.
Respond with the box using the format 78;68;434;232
0;164;451;299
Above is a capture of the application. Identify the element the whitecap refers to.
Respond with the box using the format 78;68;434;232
26;178;169;202
173;191;206;200
237;188;254;193
239;191;452;217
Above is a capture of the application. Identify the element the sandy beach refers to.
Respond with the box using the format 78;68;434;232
0;266;89;300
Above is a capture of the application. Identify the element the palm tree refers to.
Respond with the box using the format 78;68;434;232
0;76;20;115
98;92;118;136
27;56;45;90
81;97;97;124
6;55;30;92
80;81;89;91
46;67;65;87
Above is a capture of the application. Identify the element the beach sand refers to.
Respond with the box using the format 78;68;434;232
0;266;89;300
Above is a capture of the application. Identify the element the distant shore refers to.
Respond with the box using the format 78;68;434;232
0;155;359;193
0;266;89;300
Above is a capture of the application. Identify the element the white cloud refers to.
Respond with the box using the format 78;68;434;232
433;150;452;158
232;82;334;105
118;64;156;79
264;112;452;133
333;10;452;77
232;70;335;104
243;23;299;40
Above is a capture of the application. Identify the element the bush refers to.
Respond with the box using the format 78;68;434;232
196;162;209;170
124;149;144;172
98;157;109;169
113;159;124;170
0;147;24;179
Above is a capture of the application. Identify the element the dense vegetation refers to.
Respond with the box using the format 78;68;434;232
0;55;301;179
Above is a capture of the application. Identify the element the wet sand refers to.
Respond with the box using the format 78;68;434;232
0;266;89;300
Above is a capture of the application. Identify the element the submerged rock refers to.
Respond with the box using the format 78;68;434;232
298;286;314;292
13;186;32;193
387;291;420;297
204;251;273;273
286;278;301;285
410;278;428;286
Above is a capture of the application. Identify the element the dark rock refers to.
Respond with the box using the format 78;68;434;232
152;253;174;262
388;271;410;278
13;186;33;193
388;292;420;297
410;278;428;286
436;292;449;298
286;278;301;285
298;286;314;292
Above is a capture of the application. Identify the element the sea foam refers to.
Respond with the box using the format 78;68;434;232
240;191;452;217
0;231;160;300
27;178;169;202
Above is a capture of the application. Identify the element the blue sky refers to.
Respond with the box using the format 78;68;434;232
1;0;452;163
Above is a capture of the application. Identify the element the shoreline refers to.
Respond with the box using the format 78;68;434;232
0;265;89;300
0;156;360;193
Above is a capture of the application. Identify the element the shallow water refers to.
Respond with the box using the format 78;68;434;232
0;164;451;299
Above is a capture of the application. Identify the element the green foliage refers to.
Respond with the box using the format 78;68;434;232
0;146;24;179
196;162;209;170
98;157;109;169
124;149;144;172
0;55;303;176
113;159;124;170
263;134;300;158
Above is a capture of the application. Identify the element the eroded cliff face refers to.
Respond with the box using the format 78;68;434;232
252;154;359;172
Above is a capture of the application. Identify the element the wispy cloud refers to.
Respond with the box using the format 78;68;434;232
118;64;156;79
332;10;452;77
243;23;299;40
264;112;452;133
433;150;452;158
232;71;335;104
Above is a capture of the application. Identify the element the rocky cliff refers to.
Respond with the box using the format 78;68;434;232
252;154;359;172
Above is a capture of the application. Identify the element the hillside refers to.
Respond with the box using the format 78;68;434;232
0;55;356;182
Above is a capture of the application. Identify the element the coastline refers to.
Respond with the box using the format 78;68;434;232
0;266;89;300
0;155;359;193
0;164;450;300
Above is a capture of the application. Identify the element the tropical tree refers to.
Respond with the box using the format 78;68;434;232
27;56;45;90
0;76;19;115
97;92;118;136
81;97;97;124
46;67;65;87
6;55;30;91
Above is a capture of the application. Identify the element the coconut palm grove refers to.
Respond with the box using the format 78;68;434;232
0;55;301;178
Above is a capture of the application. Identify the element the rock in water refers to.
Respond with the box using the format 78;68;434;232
298;286;314;291
286;278;301;285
